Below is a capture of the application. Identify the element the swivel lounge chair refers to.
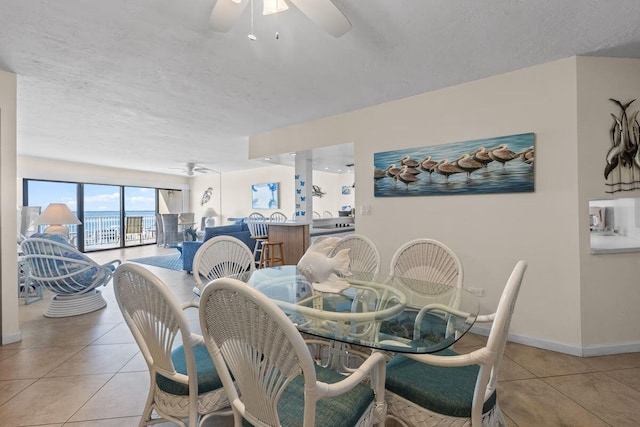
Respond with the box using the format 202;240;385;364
20;236;121;317
114;263;231;427
199;277;388;426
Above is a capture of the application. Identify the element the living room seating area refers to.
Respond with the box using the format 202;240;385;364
181;223;256;273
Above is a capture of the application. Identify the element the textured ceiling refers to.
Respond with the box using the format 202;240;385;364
2;0;640;176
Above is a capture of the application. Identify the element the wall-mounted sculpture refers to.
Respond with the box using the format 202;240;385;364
605;98;640;194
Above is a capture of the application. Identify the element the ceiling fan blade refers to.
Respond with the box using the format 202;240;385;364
209;0;249;32
288;0;351;37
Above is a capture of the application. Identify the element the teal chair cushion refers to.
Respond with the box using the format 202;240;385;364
380;310;448;342
243;364;374;426
385;349;496;418
156;344;223;395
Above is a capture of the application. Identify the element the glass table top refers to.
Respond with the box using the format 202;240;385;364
226;265;480;354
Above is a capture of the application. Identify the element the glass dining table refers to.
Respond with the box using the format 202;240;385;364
227;265;479;358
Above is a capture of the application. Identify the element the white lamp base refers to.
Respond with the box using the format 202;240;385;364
44;224;70;240
205;217;216;227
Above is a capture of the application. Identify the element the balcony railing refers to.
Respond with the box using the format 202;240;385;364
67;214;158;251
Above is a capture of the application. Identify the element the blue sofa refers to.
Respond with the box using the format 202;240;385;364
182;223;256;273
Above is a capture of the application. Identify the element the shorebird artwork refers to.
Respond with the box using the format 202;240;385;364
373;132;535;197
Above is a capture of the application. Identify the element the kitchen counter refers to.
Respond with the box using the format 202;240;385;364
590;234;640;254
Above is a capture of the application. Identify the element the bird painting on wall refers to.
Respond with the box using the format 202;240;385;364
200;187;213;206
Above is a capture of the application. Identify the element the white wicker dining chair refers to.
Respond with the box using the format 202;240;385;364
390;238;464;288
384;261;527;427
199;277;388;427
191;235;255;296
20;236;121;317
113;263;231;427
330;234;381;274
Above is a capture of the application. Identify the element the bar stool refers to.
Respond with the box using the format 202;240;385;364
259;242;285;268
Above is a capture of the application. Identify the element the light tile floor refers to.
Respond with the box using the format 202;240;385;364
3;245;640;426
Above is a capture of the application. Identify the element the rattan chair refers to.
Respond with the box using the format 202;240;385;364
199;277;388;426
382;238;464;347
330;234;381;274
191;235;255;296
390;238;464;288
20;236;121;317
385;261;527;427
113;263;231;427
160;214;182;247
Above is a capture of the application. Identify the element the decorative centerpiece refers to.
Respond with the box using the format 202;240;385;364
296;237;351;293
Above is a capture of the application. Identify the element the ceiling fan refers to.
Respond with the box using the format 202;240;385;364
170;162;214;176
209;0;351;38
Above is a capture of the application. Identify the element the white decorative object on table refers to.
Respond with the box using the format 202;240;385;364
297;237;351;293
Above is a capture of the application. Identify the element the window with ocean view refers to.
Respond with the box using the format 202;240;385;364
24;179;159;252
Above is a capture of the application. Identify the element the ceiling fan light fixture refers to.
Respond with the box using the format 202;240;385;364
263;0;288;15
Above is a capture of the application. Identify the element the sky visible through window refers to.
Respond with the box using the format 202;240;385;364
27;181;156;214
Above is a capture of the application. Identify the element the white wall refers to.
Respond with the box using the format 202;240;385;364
194;165;356;224
251;58;593;353
576;56;640;352
0;69;19;344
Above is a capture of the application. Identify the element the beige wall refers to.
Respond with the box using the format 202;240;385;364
576;57;640;351
0;69;19;344
251;57;599;354
18;156;191;199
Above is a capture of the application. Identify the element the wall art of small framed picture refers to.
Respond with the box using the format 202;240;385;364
341;186;351;195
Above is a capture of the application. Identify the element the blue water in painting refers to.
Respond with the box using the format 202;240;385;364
373;133;535;197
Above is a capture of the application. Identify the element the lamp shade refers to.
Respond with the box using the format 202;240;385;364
203;207;218;218
34;203;81;241
35;203;81;226
203;207;217;227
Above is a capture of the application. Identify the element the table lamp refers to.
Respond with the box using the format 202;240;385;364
203;207;217;227
34;203;81;241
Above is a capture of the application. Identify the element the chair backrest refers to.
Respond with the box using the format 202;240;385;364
322;210;333;218
192;236;256;292
313;211;321;219
329;234;381;274
199;277;322;426
125;216;143;234
113;263;199;398
390;238;463;288
161;214;182;245
20;237;110;294
269;211;287;222
246;215;269;238
248;212;265;220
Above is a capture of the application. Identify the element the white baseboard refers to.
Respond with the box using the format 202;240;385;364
469;325;640;357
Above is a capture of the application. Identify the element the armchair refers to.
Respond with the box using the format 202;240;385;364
384;261;527;427
113;263;231;426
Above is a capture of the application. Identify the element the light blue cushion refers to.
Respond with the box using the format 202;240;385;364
156;344;223;396
243;364;374;426
385;349;497;418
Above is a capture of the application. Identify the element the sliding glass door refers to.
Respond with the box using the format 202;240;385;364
124;187;157;247
83;184;122;251
25;179;165;252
